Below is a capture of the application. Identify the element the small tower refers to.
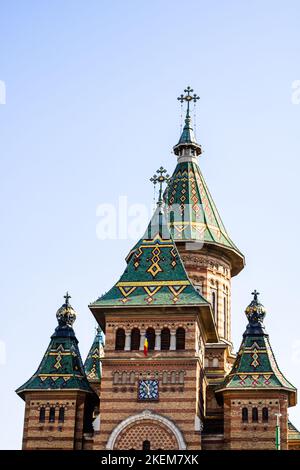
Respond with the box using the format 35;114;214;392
16;293;95;450
215;291;297;450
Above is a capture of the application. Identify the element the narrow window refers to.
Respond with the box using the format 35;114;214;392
212;357;219;368
122;371;127;384
252;407;258;422
115;328;125;350
179;371;184;384
58;407;65;423
113;372;120;384
262;407;268;423
162;371;168;384
146;328;155;351
171;371;176;384
161;328;170;350
211;291;217;320
223;296;227;339
143;440;150;450
176;327;185;350
130;328;140;350
242;407;248;423
129;371;135;384
39;407;46;423
49;407;55;423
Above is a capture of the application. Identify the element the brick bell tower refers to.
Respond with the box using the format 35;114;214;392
163;87;245;442
89;205;218;450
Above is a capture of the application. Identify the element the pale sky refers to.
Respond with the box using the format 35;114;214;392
0;0;300;449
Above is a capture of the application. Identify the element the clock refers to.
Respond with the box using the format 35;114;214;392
138;379;159;401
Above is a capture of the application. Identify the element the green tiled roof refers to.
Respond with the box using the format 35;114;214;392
164;161;242;251
90;208;209;308
216;293;296;403
84;327;104;382
16;297;93;399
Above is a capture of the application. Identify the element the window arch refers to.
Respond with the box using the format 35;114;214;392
262;407;268;423
162;371;168;384
179;371;184;384
176;327;185;350
113;372;120;384
242;407;248;422
129;371;135;384
121;371;127;384
58;407;65;423
131;328;140;350
171;371;176;384
252;407;258;422
115;328;125;350
161;328;170;350
146;328;155;351
39;407;46;423
49;407;55;423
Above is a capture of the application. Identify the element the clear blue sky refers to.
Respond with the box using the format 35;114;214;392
1;0;300;449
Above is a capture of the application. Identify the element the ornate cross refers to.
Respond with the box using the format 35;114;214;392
251;290;260;301
64;291;71;305
177;86;200;114
150;166;170;206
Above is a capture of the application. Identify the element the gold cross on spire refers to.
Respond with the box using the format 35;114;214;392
150;166;170;206
177;86;200;114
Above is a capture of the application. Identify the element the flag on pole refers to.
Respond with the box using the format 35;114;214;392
144;333;149;356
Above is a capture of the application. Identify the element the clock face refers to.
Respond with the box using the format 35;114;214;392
138;379;159;401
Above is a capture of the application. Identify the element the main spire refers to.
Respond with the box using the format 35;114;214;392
173;86;202;159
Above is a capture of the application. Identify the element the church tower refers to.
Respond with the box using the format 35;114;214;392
16;294;97;450
215;291;297;450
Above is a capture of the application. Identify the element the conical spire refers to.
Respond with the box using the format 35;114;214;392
16;294;93;399
216;291;296;405
84;326;105;382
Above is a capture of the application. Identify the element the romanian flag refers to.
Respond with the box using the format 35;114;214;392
144;333;148;356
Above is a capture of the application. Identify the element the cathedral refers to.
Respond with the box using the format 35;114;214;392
16;87;300;450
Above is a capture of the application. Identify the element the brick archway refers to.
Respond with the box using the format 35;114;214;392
106;410;186;450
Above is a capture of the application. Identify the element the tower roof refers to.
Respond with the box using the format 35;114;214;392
90;207;211;308
16;294;93;399
164;87;245;276
84;326;104;382
216;292;297;405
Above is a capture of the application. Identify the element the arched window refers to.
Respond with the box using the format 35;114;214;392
115;328;125;350
242;407;248;422
58;407;65;423
262;407;268;423
212;357;219;368
162;371;168;384
171;371;176;384
131;328;140;350
161;328;170;350
122;371;127;384
49;407;55;423
146;328;155;351
179;371;184;384
113;372;120;384
223;296;227;339
143;440;151;450
129;372;135;385
211;291;217;320
39;407;46;423
252;407;258;422
176;327;185;350
204;358;209;368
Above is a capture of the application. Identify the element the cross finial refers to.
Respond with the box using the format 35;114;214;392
64;291;71;305
177;86;200;115
150;166;170;206
251;290;260;302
